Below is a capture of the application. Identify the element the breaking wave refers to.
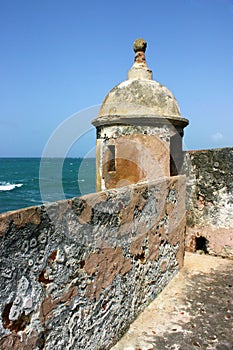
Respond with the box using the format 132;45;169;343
0;182;23;191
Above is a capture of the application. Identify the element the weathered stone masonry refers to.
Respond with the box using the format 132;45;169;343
1;37;232;350
0;176;186;350
92;38;188;192
184;147;233;258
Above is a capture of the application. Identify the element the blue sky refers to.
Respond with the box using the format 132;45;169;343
0;0;232;157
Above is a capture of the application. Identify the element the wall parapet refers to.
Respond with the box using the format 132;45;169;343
184;147;233;258
0;175;186;350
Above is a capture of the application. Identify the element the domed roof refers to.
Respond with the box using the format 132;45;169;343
92;39;188;128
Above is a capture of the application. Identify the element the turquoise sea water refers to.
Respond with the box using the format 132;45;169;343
0;158;96;214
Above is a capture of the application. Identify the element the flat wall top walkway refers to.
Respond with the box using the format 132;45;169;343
112;252;233;350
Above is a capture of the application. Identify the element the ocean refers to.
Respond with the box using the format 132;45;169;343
0;158;96;214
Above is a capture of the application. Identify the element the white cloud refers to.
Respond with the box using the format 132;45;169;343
211;132;223;142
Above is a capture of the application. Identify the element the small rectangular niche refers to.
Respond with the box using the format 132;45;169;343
107;145;116;172
170;133;183;176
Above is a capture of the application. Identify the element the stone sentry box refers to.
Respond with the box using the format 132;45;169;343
92;38;189;191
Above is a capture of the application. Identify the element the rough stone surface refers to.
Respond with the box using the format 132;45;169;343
93;79;183;122
96;125;173;191
111;252;233;350
184;148;233;258
0;176;186;350
95;124;186;191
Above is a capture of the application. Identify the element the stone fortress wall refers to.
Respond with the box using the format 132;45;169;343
0;147;232;350
0;176;186;349
184;147;233;258
0;36;232;349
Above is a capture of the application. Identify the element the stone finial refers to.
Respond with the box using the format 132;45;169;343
134;38;147;53
128;38;152;80
133;38;147;65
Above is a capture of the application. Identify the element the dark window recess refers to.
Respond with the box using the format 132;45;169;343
170;155;178;176
107;145;116;172
195;236;209;254
170;132;184;176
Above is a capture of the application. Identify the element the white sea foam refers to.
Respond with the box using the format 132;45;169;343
0;183;23;191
